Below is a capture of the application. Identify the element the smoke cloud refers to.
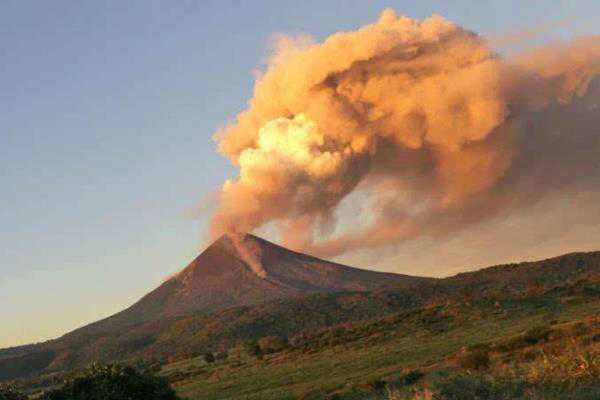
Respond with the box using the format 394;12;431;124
209;9;600;259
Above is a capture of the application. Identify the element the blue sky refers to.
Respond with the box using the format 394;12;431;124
1;0;599;348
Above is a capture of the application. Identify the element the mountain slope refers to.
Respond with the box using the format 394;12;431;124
446;251;600;290
2;242;599;382
74;233;430;335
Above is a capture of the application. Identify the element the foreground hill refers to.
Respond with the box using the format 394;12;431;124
1;242;599;384
169;281;600;400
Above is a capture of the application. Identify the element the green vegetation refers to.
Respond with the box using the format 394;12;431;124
0;384;26;400
382;345;600;399
40;364;180;400
456;345;491;371
202;353;215;364
164;298;600;399
0;351;55;381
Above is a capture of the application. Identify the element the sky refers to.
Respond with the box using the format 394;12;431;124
1;0;600;349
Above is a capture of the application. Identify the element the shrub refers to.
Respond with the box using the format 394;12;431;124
0;384;26;400
400;370;425;386
364;379;387;392
457;347;491;371
497;325;554;352
203;352;215;364
252;344;263;359
433;373;527;400
528;349;600;385
40;364;180;400
522;325;552;345
257;336;287;353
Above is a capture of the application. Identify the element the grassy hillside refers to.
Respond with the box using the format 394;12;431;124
166;283;600;399
19;275;598;399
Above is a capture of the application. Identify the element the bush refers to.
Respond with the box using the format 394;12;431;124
40;364;180;400
458;347;490;371
0;384;26;400
364;379;386;392
257;336;287;353
252;344;263;359
497;326;553;352
528;349;600;385
203;352;215;364
522;325;552;345
433;373;527;400
400;370;424;386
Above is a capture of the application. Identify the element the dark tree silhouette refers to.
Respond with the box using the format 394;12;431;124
203;352;215;363
0;384;26;400
41;364;180;400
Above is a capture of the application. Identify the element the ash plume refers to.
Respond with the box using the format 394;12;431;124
209;9;600;258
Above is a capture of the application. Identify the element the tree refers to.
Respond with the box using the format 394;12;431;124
252;344;264;359
203;352;215;364
41;364;180;400
0;384;26;400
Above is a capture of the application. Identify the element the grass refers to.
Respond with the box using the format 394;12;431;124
163;297;600;399
381;347;600;400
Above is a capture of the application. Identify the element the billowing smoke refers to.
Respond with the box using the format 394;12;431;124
209;9;600;258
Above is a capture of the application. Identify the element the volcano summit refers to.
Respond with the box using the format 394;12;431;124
81;233;430;335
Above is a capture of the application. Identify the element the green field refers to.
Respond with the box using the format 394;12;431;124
163;296;600;399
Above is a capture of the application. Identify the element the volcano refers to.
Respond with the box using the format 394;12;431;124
80;233;429;334
2;239;599;381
